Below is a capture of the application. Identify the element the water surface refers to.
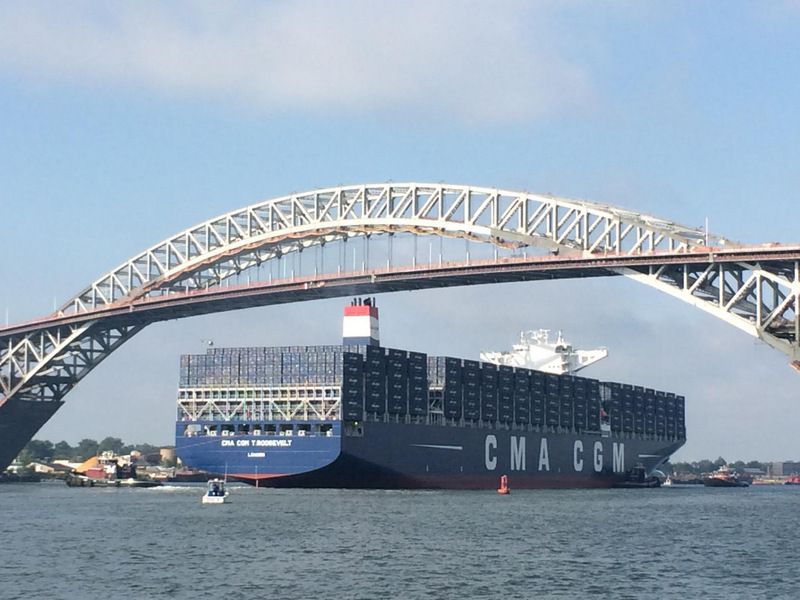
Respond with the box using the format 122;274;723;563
1;482;797;599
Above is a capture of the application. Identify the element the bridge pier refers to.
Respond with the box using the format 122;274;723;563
0;399;63;471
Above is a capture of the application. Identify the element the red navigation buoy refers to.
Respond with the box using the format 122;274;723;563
497;474;510;495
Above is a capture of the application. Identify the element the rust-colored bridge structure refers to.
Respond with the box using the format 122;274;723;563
1;183;798;469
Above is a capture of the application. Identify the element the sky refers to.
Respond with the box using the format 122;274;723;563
1;1;799;461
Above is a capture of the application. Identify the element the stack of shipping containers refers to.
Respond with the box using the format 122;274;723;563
462;360;481;422
559;376;574;430
386;349;409;418
443;358;463;421
498;366;514;425
364;345;386;417
573;377;587;431
645;389;656;436
545;374;559;429
480;364;498;423
665;393;677;439
655;391;667;438
621;385;634;434
513;370;530;425
587;379;601;432
408;352;428;417
633;387;646;435
178;346;686;441
341;352;364;421
607;383;622;432
530;371;544;427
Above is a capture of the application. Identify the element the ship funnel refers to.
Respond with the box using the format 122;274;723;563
343;298;380;347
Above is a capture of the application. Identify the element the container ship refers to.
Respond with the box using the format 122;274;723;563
175;300;686;489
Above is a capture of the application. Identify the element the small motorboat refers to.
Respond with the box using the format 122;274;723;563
202;478;228;504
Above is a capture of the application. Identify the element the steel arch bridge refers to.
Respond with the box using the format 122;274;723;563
1;183;799;468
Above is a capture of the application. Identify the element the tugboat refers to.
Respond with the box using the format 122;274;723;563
202;478;228;504
784;474;800;486
65;451;161;488
703;465;749;488
613;464;662;489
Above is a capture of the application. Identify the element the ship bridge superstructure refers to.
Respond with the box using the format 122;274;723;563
1;182;799;470
481;329;608;375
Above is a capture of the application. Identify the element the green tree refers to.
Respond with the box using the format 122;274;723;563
76;438;99;460
697;459;715;473
98;437;125;454
134;443;159;456
26;439;54;461
53;440;74;459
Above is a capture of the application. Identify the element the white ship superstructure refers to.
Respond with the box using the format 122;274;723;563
480;329;607;375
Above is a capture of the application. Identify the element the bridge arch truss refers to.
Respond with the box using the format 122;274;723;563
1;183;798;465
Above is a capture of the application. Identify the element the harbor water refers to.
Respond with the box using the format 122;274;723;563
1;482;798;599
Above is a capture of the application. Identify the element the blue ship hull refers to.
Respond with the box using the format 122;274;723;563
175;420;683;489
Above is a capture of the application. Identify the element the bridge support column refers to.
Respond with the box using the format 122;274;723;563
0;399;63;471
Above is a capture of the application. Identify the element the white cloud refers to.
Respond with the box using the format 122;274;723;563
0;0;593;123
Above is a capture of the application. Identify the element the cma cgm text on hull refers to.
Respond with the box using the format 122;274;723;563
175;299;686;488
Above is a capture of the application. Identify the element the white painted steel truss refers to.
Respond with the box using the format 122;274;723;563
59;183;721;314
621;259;800;365
177;386;342;422
1;183;797;416
0;322;142;404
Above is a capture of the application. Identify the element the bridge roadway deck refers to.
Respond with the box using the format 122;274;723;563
3;244;799;338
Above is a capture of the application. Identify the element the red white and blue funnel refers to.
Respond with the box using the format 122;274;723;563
343;298;380;346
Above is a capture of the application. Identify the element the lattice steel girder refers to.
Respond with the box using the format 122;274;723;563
0;322;142;408
177;391;342;422
619;259;800;362
59;183;721;315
